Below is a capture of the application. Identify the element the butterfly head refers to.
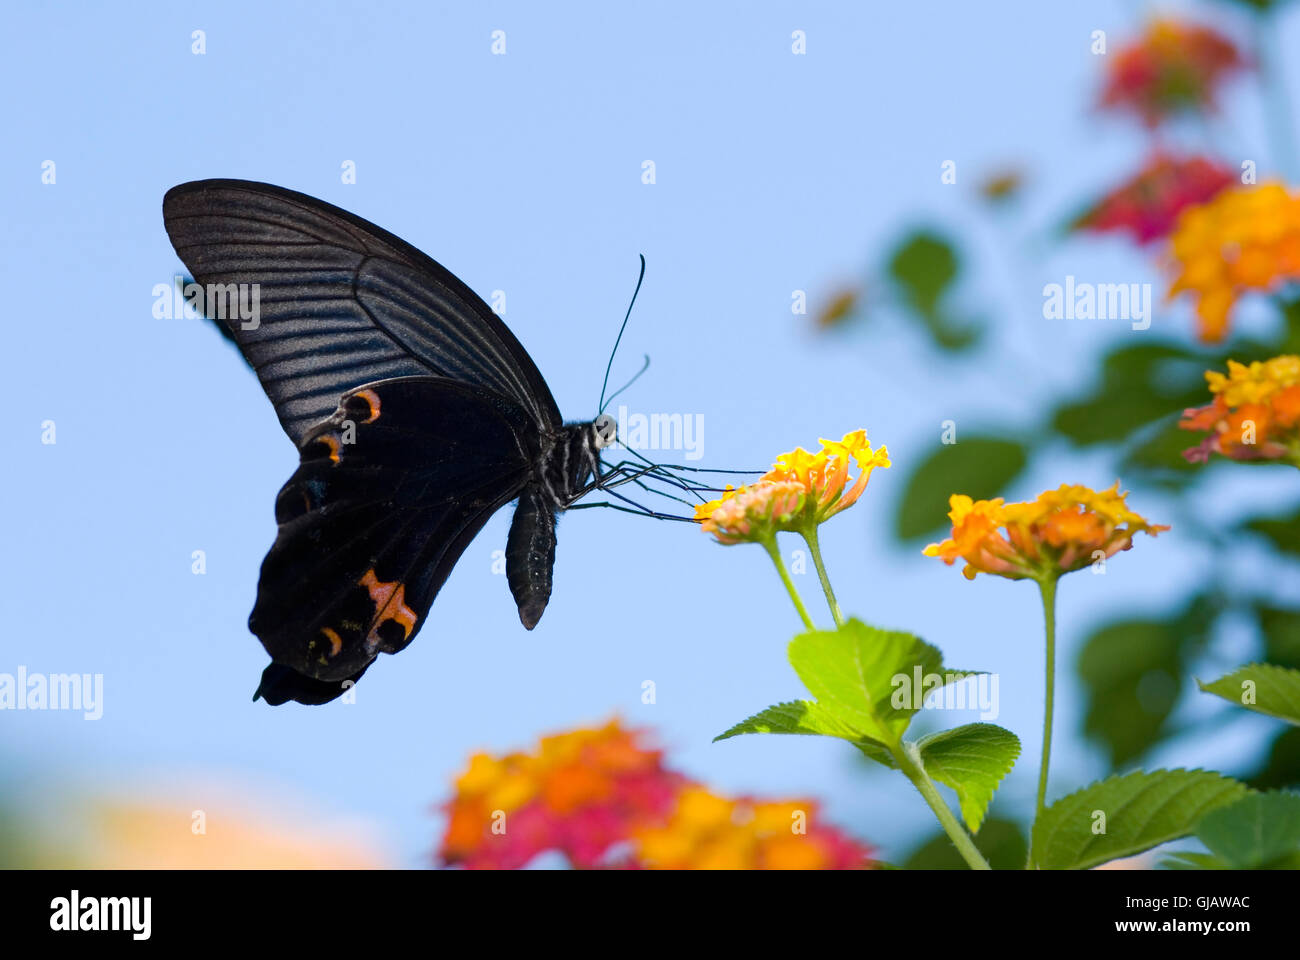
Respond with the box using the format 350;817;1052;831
592;413;617;449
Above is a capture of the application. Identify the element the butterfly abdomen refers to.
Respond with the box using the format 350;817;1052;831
506;485;557;629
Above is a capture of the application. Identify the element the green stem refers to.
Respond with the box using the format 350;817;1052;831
1030;575;1059;868
894;741;991;870
761;537;815;631
801;525;844;627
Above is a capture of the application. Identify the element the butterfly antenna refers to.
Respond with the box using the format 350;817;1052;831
599;254;647;414
601;354;651;411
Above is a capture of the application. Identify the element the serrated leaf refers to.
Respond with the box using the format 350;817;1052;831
894;436;1029;540
1195;791;1300;869
1199;663;1300;725
788;620;959;746
713;699;895;767
1031;769;1248;870
916;723;1021;833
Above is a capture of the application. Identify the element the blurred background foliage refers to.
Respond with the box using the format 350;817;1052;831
810;0;1300;864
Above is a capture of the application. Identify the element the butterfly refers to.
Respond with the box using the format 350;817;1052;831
163;180;721;706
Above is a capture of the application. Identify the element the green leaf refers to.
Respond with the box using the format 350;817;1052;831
1259;607;1300;669
1160;851;1230;870
1199;663;1300;725
1246;727;1300;789
1079;620;1182;766
894;436;1029;540
1245;508;1300;557
1051;343;1208;447
888;231;955;315
1078;598;1217;766
903;817;1027;870
713;699;896;767
886;230;980;350
1121;416;1202;485
1195;791;1300;869
916;723;1021;833
1031;769;1248;870
788;620;962;746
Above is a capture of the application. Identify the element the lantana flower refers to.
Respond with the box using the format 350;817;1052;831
436;721;873;870
925;483;1167;838
1099;19;1245;127
1167;182;1300;342
1180;355;1300;465
633;787;873;870
923;483;1168;583
439;721;684;869
694;431;890;627
695;430;890;545
1073;153;1234;245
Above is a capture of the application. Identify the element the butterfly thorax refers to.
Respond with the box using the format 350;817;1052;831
537;423;601;509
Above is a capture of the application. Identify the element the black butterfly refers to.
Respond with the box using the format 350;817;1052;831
163;180;713;706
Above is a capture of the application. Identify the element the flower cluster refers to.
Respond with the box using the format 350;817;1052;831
924;483;1168;582
436;721;873;870
439;721;683;869
632;786;871;870
695;430;890;544
1073;153;1234;245
1180;355;1300;465
1167;182;1300;342
1100;19;1245;127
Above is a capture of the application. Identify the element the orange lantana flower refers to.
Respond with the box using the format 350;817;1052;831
632;787;872;870
1180;355;1300;465
924;483;1168;581
695;430;890;545
1167;182;1300;342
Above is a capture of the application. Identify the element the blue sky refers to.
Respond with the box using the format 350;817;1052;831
3;0;1299;866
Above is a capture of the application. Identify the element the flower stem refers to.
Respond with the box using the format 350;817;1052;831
894;741;991;870
1030;575;1059;868
801;526;845;627
761;537;815;631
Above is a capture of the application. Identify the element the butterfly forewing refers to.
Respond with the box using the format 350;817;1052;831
162;179;563;443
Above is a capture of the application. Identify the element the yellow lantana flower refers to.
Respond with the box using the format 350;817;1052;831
695;430;890;545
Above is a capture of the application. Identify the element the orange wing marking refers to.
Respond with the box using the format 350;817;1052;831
358;568;418;649
353;388;381;424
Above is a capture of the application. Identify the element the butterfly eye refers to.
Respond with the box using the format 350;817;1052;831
593;413;617;448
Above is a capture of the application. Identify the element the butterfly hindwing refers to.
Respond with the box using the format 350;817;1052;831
250;377;534;699
162;179;563;443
